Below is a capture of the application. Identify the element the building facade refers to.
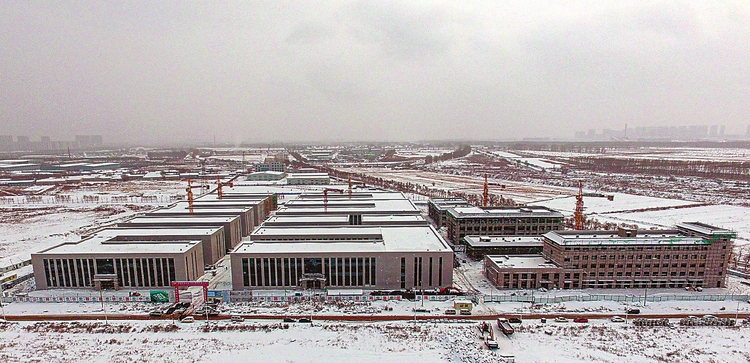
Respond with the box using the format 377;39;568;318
483;223;736;290
427;198;471;228
446;206;563;244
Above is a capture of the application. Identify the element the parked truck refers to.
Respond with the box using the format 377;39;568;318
497;318;515;336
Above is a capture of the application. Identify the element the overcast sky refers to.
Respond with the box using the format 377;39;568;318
2;1;749;145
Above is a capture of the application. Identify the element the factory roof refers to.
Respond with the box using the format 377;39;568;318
233;226;451;254
463;235;545;247
90;227;223;239
151;203;251;214
263;214;427;227
447;206;563;219
124;215;238;224
485;255;561;269
35;235;202;255
276;199;419;215
676;222;736;236
286;173;330;178
428;198;472;210
544;230;710;246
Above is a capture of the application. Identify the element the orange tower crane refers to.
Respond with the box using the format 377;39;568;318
216;176;234;200
483;174;489;207
187;179;195;215
574;180;584;230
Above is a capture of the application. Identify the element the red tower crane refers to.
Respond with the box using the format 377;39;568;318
574;180;584;230
186;179;195;215
323;188;343;213
483;174;489;207
216;176;234;200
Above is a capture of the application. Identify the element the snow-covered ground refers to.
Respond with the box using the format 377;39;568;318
529;194;698;214
0;180;184;262
0;319;748;363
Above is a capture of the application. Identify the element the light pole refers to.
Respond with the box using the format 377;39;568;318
99;289;108;325
0;284;6;321
736;299;741;324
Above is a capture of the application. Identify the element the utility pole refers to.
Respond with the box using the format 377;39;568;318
0;284;6;321
100;289;108;325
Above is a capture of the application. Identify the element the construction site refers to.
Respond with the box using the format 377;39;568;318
1;144;750;363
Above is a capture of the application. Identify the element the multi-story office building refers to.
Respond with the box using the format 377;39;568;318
484;223;736;290
445;206;563;244
427;198;471;228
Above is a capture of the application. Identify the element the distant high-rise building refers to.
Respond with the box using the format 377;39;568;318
75;135;91;148
746;125;750;137
719;125;725;137
0;135;12;151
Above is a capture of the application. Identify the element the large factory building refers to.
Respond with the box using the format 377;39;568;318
231;190;454;291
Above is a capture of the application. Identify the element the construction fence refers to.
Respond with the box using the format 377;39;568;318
483;293;750;304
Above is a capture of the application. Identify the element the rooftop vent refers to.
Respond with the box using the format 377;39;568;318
618;227;638;237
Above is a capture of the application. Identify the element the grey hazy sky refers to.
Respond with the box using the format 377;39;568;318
2;1;749;144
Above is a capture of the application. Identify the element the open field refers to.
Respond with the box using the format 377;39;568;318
0;180;184;261
0;319;748;363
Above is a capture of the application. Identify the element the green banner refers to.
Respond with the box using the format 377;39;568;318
150;290;170;303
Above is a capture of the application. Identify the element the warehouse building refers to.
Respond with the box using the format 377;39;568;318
231;226;453;291
427;198;471;228
246;171;286;181
86;227;226;266
118;215;242;256
484;222;736;290
285;173;330;185
230;190;454;291
445;206;564;244
31;235;204;290
148;203;256;237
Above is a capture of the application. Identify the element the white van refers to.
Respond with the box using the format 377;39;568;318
180;316;195;323
231;315;244;323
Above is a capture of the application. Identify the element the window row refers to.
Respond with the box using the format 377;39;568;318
43;258;175;288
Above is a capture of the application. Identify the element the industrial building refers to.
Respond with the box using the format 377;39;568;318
87;227;226;265
230;190;454;291
118;215;243;257
445;206;564;244
285;173;330;185
32;186;275;290
31;234;204;290
463;235;544;260
245;171;286;181
484;223;736;290
427;198;471;228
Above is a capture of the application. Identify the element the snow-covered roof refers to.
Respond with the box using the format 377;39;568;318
263;214;427;227
486;255;561;269
428;198;471;211
286;173;329;178
463;235;544;247
448;206;563;219
544;230;709;246
276;199;419;215
124;215;239;224
93;227;223;238
676;222;735;236
35;235;201;255
233;226;451;254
